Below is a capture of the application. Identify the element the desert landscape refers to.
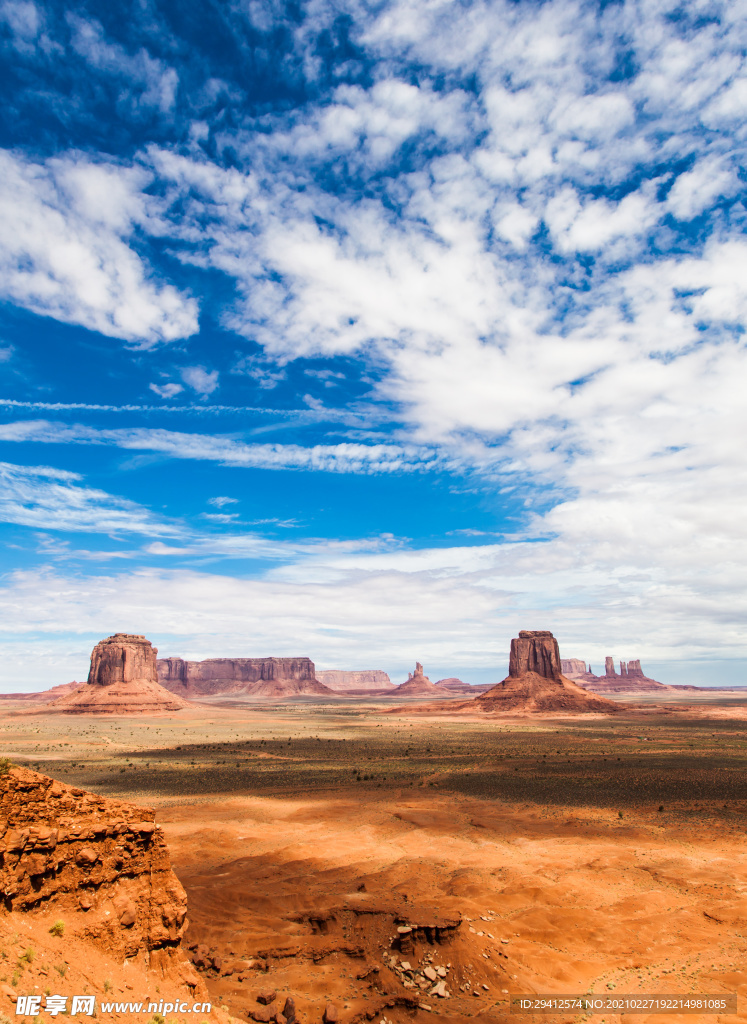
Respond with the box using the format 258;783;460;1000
2;632;747;1024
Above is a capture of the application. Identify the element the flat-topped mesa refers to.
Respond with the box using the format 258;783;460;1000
560;658;587;677
509;630;562;681
156;656;333;697
89;633;158;686
317;669;393;691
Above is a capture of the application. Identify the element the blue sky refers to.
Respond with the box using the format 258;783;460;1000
1;0;746;689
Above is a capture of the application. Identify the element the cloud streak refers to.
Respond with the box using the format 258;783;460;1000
0;419;443;474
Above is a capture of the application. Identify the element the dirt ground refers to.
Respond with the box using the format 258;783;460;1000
2;699;747;1024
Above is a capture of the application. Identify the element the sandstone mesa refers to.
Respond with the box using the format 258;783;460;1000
157;656;335;698
316;669;394;691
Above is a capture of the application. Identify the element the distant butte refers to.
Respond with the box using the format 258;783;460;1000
390;662;451;697
471;631;619;714
45;634;193;714
317;669;394;691
561;656;675;693
392;632;619;715
157;655;335;698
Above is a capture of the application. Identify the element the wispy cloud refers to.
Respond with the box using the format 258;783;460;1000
0;419;444;474
0;461;180;536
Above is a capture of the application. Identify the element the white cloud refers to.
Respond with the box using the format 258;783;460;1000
208;496;238;508
2;0;747;677
180;365;219;396
0;150;198;346
667;158;737;220
0;419;443;474
545;185;659;254
0;461;180;536
67;14;178;115
0;0;39;40
149;382;184;399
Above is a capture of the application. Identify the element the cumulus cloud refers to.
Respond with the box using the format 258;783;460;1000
0;150;198;346
2;0;747;676
180;365;219;396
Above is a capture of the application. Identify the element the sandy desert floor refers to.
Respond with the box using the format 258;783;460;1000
2;698;747;1024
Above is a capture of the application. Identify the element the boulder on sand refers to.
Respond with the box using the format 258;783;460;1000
45;634;193;714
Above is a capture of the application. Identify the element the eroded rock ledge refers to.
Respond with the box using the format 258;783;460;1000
0;767;187;966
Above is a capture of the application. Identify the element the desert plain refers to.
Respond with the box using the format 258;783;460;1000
2;694;747;1024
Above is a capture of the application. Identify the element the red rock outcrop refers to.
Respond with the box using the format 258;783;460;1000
316;670;394;691
0;766;189;964
390;663;451;697
508;630;562;680
46;635;192;714
158;656;334;698
564;655;672;693
465;632;618;715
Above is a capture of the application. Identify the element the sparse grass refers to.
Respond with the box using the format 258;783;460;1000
103;979;112;993
25;709;747;816
54;964;67;978
48;921;65;937
0;757;12;775
19;948;34;964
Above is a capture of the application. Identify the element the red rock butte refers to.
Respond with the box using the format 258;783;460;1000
391;662;451;697
47;634;193;714
473;630;620;714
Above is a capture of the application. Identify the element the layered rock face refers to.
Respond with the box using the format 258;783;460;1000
473;631;619;714
158;656;334;698
316;669;393;691
509;630;562;681
89;633;158;687
0;767;190;966
47;635;192;714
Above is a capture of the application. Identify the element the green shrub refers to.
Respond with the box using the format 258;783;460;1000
49;921;65;937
